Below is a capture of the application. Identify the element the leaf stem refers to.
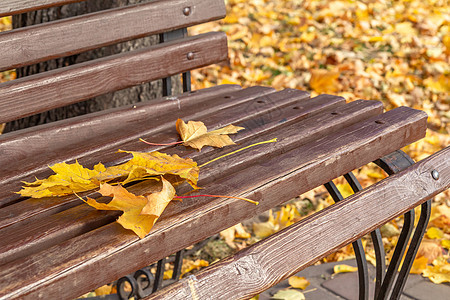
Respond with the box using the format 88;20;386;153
139;138;183;146
175;194;259;205
199;138;277;168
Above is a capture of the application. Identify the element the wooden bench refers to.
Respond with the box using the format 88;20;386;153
0;1;448;299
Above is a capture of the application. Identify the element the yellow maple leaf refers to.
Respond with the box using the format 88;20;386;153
394;22;417;36
441;239;450;249
113;150;199;189
19;161;107;198
252;219;277;239
84;177;175;238
288;276;310;290
19;150;199;198
176;119;244;151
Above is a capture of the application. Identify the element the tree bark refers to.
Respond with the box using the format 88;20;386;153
5;0;181;132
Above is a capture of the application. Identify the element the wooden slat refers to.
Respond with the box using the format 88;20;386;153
0;88;313;227
0;32;228;125
0;86;277;207
0;0;86;17
0;107;427;299
0;86;280;221
148;147;450;300
0;0;226;70
1;94;355;262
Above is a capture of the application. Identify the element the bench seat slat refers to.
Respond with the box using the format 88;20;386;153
0;0;226;71
0;103;426;299
0;86;278;206
0;32;228;124
0;88;311;224
148;147;450;300
0;0;85;17
1;97;379;263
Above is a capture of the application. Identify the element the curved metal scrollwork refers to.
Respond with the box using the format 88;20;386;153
117;268;154;300
114;248;185;300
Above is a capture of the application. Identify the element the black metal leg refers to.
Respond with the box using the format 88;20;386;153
172;250;184;281
159;28;189;97
324;180;369;300
371;228;385;299
373;150;432;299
343;172;387;299
390;200;431;299
152;257;166;293
375;210;414;300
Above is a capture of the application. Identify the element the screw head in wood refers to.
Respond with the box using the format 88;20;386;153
187;52;195;60
183;7;191;16
431;170;439;180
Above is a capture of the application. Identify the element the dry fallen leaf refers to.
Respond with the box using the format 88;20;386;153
410;256;428;274
19;161;108;198
288;276;310;290
84;177;176;238
19;150;199;198
163;258;209;280
94;285;114;296
220;223;251;248
176;119;244;151
333;264;358;274
422;257;450;284
416;240;443;264
112;150;199;189
426;227;444;239
271;289;305;300
181;259;209;277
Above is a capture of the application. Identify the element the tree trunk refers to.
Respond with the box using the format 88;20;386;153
5;0;181;132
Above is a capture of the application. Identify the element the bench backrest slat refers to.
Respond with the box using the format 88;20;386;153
0;32;228;124
0;0;226;71
0;0;85;17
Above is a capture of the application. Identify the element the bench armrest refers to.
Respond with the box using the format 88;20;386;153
147;146;450;300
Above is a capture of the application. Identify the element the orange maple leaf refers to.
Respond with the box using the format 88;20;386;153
84;177;176;238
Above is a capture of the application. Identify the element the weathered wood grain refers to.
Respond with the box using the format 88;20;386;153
0;32;228;124
1;98;378;264
0;0;226;70
0;107;427;299
0;86;278;207
0;0;85;17
148;147;450;300
0;88;316;252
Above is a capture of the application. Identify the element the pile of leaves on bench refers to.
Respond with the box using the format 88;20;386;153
17;119;269;238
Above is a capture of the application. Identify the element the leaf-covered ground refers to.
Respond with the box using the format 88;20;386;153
189;0;449;287
1;0;449;294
